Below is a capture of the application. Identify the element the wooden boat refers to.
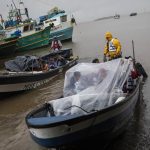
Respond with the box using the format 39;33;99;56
0;36;18;58
25;58;142;149
40;7;76;42
0;48;78;93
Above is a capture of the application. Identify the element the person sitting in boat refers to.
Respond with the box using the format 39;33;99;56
50;36;62;52
97;68;108;83
64;71;88;96
32;58;43;71
89;68;108;87
56;55;67;66
123;57;139;93
103;32;122;62
41;60;49;71
123;73;135;93
48;57;57;69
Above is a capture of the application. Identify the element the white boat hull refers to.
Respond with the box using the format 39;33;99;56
27;81;140;148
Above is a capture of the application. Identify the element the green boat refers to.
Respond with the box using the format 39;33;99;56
15;25;51;52
2;1;51;53
0;36;18;58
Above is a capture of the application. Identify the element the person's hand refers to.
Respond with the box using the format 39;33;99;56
116;52;121;57
103;55;107;62
113;54;116;58
106;53;110;57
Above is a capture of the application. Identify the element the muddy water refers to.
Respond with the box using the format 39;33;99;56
0;12;150;150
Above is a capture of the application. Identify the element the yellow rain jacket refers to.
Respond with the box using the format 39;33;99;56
104;32;121;59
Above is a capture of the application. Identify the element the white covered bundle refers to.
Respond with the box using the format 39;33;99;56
49;58;133;116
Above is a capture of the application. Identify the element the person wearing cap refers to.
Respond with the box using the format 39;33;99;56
103;32;122;61
50;36;62;52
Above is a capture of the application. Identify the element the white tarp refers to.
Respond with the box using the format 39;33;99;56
49;58;133;116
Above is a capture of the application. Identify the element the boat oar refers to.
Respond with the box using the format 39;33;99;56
132;40;136;65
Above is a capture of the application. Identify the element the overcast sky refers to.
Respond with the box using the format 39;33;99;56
1;0;150;22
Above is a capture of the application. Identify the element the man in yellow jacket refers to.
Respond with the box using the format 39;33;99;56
103;32;122;61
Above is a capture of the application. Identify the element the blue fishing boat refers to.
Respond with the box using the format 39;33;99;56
3;1;51;54
40;7;76;42
0;14;18;58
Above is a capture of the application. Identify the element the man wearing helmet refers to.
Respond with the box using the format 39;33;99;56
50;36;62;52
103;32;122;61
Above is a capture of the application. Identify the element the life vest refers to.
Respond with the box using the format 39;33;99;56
131;70;138;79
53;40;60;49
126;75;134;90
108;39;116;52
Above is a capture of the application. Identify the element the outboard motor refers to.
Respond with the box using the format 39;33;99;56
135;62;148;78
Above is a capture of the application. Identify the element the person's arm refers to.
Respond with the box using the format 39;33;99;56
58;40;62;49
104;43;108;56
43;64;49;71
103;43;109;61
113;38;121;56
64;78;76;96
50;41;54;49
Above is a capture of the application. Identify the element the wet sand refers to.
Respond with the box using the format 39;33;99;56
0;12;150;150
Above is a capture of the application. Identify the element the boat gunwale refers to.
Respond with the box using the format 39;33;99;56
0;58;78;80
26;78;141;129
0;38;18;45
16;26;51;40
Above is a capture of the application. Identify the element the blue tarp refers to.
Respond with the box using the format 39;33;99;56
11;29;21;37
4;20;17;28
5;55;40;72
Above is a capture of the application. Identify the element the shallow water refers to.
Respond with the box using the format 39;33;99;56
0;12;150;150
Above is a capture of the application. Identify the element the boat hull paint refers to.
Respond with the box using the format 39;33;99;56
15;26;50;52
0;39;17;57
28;82;140;148
49;26;73;43
0;59;77;93
0;76;55;92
